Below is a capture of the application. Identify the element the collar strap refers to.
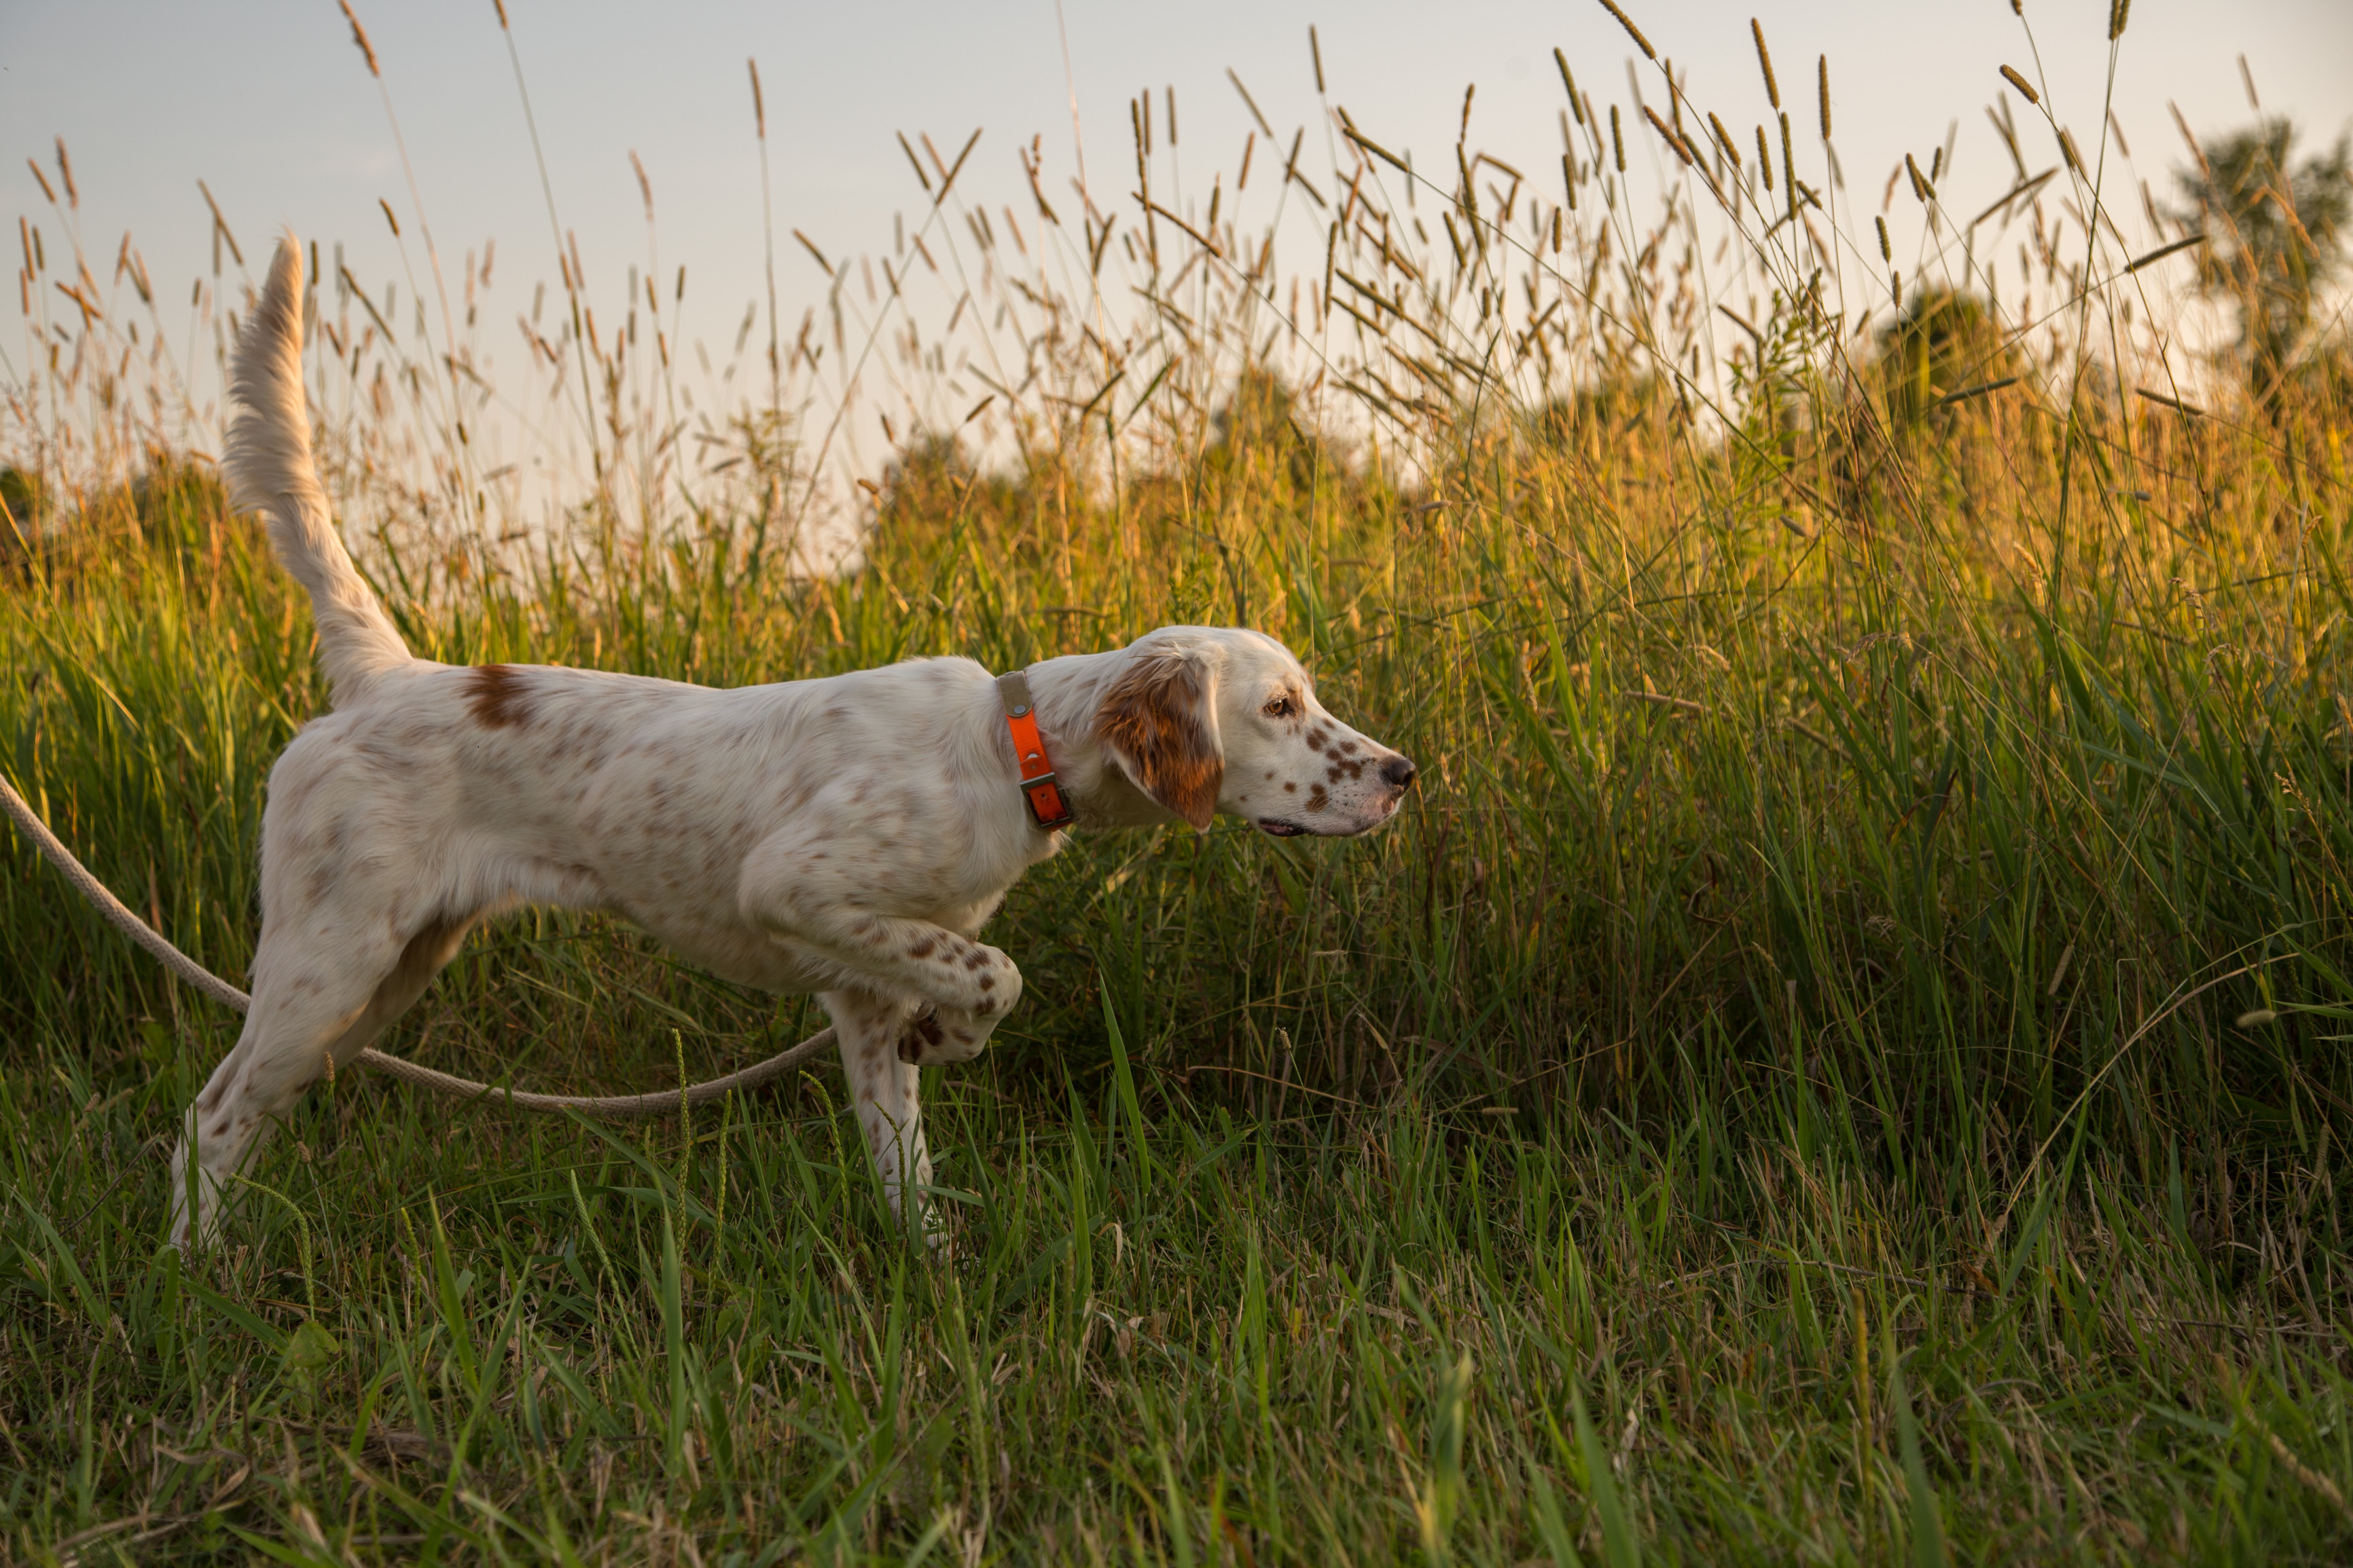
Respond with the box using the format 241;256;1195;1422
997;670;1074;831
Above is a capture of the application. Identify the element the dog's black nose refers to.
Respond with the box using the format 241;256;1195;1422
1382;754;1418;791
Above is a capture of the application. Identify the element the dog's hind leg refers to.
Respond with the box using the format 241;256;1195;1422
169;914;471;1248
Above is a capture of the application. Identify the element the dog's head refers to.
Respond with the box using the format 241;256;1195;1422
1095;627;1416;837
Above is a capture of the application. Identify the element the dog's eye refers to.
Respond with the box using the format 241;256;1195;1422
1263;695;1295;718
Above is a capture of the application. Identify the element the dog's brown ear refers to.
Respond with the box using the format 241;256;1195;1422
1096;651;1222;831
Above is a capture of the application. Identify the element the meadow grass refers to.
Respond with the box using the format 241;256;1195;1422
8;3;2353;1561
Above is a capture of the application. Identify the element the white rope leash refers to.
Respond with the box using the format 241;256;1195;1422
0;767;836;1118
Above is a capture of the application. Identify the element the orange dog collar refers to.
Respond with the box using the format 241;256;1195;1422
996;670;1073;831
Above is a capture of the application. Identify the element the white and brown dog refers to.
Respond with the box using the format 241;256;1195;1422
170;239;1415;1246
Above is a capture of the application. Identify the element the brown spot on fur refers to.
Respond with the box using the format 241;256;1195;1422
1096;650;1223;831
908;936;937;959
979;976;995;991
965;949;991;970
467;663;533;729
1284;781;1297;793
1306;783;1329;812
898;1011;947;1063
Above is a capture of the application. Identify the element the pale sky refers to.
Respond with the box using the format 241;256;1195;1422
7;0;2350;501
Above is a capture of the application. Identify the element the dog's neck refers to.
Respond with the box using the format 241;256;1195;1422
1016;648;1169;829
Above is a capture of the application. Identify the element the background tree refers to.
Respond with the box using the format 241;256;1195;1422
1869;286;2022;429
2175;117;2352;413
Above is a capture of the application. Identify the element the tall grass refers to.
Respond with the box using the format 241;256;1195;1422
5;2;2353;1560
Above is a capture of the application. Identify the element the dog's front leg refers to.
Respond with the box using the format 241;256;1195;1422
820;987;941;1240
738;828;1024;1064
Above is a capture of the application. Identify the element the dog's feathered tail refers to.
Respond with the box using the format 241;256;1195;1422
225;236;412;706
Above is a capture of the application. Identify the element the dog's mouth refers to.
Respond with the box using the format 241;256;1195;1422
1257;811;1397;839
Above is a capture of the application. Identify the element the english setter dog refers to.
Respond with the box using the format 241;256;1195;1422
170;239;1415;1246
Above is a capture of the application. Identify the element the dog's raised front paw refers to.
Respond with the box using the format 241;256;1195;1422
896;1002;999;1065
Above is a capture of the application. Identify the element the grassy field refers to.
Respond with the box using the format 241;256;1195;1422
9;3;2353;1562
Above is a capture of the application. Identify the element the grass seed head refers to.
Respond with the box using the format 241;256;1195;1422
1708;111;1742;166
338;0;381;79
1906;151;1935;202
1555;49;1583;122
1644;105;1695;168
1752;18;1779;108
1597;0;1656;62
